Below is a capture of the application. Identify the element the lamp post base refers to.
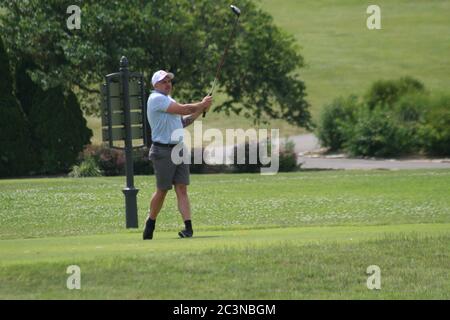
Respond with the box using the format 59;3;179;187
122;187;139;228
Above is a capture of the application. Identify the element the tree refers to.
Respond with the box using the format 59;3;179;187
12;55;92;175
0;35;13;97
0;37;36;177
15;57;43;117
1;0;312;128
28;86;92;174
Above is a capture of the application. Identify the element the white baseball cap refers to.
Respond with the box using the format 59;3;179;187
151;70;175;87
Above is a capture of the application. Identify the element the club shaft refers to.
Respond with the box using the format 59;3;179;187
203;16;240;117
211;17;239;92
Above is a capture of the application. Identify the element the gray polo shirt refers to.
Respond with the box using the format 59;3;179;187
147;90;183;144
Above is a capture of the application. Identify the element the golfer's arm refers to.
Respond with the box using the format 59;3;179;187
182;108;204;128
166;102;204;116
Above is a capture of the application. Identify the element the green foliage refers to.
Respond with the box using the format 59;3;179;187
230;139;300;173
344;106;415;157
393;92;427;123
391;93;429;152
232;142;264;173
81;144;125;176
318;77;449;157
76;141;298;175
316;96;359;151
258;0;450;121
0;96;37;177
419;94;450;156
0;0;311;127
11;56;92;175
278;140;300;172
188;148;230;174
0;35;13;97
133;147;154;175
353;79;428;157
14;57;43;117
65;90;92;147
366;77;425;109
0;37;36;177
28;87;92;174
345;92;429;158
78;145;155;176
69;156;102;178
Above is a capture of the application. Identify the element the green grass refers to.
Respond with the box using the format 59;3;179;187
259;0;450;119
1;170;450;299
3;223;449;266
1;170;449;239
3;0;449;298
87;0;450;143
0;229;449;299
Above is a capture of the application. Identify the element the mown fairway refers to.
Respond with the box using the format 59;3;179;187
1;170;449;299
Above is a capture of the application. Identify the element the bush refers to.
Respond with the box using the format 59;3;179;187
76;145;156;176
348;78;429;157
81;145;125;176
69;156;102;178
391;92;429;152
230;139;300;173
318;77;450;158
189;148;231;174
74;140;303;177
316;95;359;151
189;148;206;174
366;77;425;109
419;94;450;156
278;140;300;172
343;106;415;157
133;147;154;175
232;142;264;173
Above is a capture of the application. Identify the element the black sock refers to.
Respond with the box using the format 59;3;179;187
146;217;155;228
184;220;193;231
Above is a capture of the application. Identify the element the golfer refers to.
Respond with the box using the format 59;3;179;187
143;70;212;240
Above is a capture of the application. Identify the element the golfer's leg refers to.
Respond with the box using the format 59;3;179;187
174;184;191;221
149;188;168;220
149;145;176;219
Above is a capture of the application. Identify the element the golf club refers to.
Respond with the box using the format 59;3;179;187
203;4;241;118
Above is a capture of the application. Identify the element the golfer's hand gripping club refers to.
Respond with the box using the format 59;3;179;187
202;95;213;114
202;80;216;116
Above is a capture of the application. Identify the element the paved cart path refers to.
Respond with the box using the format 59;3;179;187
283;134;450;170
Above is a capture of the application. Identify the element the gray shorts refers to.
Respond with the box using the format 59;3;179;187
149;144;190;191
